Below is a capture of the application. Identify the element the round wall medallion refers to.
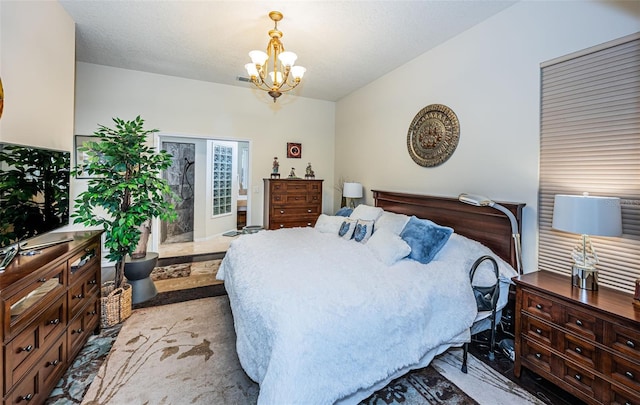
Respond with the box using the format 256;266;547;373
406;104;460;167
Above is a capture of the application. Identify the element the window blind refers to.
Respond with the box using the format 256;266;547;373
539;33;640;293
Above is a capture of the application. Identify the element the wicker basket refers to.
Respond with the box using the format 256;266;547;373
101;282;132;328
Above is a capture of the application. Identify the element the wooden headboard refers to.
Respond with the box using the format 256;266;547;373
373;190;525;269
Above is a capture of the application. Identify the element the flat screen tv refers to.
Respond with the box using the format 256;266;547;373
0;142;71;268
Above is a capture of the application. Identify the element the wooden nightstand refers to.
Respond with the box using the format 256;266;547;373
513;270;640;405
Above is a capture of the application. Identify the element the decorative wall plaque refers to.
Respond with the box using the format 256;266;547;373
406;104;460;167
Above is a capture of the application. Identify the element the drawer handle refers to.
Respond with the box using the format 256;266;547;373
48;318;60;325
535;353;542;359
19;393;33;401
574;374;582;381
535;304;543;310
279;224;284;228
574;347;582;354
88;310;97;315
19;345;33;353
88;279;97;285
38;278;47;283
625;371;635;380
280;210;284;214
535;328;542;334
576;320;583;327
73;294;84;299
46;359;60;367
306;223;312;226
307;209;312;213
626;340;635;349
73;328;84;334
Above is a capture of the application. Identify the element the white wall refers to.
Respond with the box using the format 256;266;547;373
335;1;640;273
0;0;75;150
73;63;335;239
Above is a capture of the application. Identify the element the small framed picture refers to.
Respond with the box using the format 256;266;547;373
287;142;302;158
75;135;100;179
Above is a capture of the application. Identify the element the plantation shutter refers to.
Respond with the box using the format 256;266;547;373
539;32;640;293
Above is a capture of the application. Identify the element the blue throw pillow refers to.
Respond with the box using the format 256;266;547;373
399;216;453;264
335;207;354;217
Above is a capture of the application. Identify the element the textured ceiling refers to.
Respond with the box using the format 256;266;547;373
59;1;517;102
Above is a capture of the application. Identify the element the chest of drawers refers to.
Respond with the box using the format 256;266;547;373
1;231;102;405
514;271;640;405
263;179;323;230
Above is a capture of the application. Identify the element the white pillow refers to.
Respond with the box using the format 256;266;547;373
375;211;410;235
366;229;411;266
314;214;345;234
349;204;384;222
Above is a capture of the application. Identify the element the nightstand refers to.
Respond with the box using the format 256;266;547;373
514;270;640;405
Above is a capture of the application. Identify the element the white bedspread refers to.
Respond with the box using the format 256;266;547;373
218;227;501;404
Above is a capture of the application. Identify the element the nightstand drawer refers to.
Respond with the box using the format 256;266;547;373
608;323;640;362
521;337;552;373
611;356;640;393
521;290;554;321
561;332;596;369
561;305;597;342
561;361;597;397
610;382;640;405
522;314;552;346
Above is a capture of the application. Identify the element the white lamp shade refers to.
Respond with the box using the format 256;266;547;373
249;50;268;65
343;182;363;198
552;194;622;237
244;63;259;77
269;71;283;85
278;51;297;67
290;65;306;79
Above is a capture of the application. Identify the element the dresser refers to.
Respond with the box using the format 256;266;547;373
514;270;640;405
1;231;102;405
263;179;323;230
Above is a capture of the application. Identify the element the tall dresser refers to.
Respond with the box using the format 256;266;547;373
514;270;640;405
263;178;323;230
1;231;102;405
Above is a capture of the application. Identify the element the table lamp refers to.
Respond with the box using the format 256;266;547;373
343;182;363;208
552;193;622;290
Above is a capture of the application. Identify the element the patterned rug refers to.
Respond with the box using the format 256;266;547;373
47;292;543;405
150;263;192;280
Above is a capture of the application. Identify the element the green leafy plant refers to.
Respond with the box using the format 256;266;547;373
72;116;178;288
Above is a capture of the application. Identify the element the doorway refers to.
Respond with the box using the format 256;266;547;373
153;135;251;251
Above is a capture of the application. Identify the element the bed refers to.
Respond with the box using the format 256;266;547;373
218;190;524;404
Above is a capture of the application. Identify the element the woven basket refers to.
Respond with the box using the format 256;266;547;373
101;282;132;328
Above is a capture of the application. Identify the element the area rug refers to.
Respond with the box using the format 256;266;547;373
150;263;192;280
45;324;122;405
80;295;544;405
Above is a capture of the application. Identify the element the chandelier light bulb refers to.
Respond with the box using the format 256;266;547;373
249;50;268;66
269;71;284;86
278;51;298;67
245;63;259;78
291;66;306;80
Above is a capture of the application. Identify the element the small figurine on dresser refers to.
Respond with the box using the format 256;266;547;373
271;157;280;178
305;162;315;179
288;167;297;178
634;277;640;308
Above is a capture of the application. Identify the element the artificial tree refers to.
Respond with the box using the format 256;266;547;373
72;116;177;288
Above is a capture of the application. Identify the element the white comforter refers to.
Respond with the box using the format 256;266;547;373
218;227;509;404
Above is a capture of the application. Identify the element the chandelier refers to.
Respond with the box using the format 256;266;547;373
244;11;306;103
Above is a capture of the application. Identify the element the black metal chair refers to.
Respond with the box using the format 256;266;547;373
461;255;500;373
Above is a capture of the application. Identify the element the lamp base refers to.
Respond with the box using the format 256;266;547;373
572;265;598;290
